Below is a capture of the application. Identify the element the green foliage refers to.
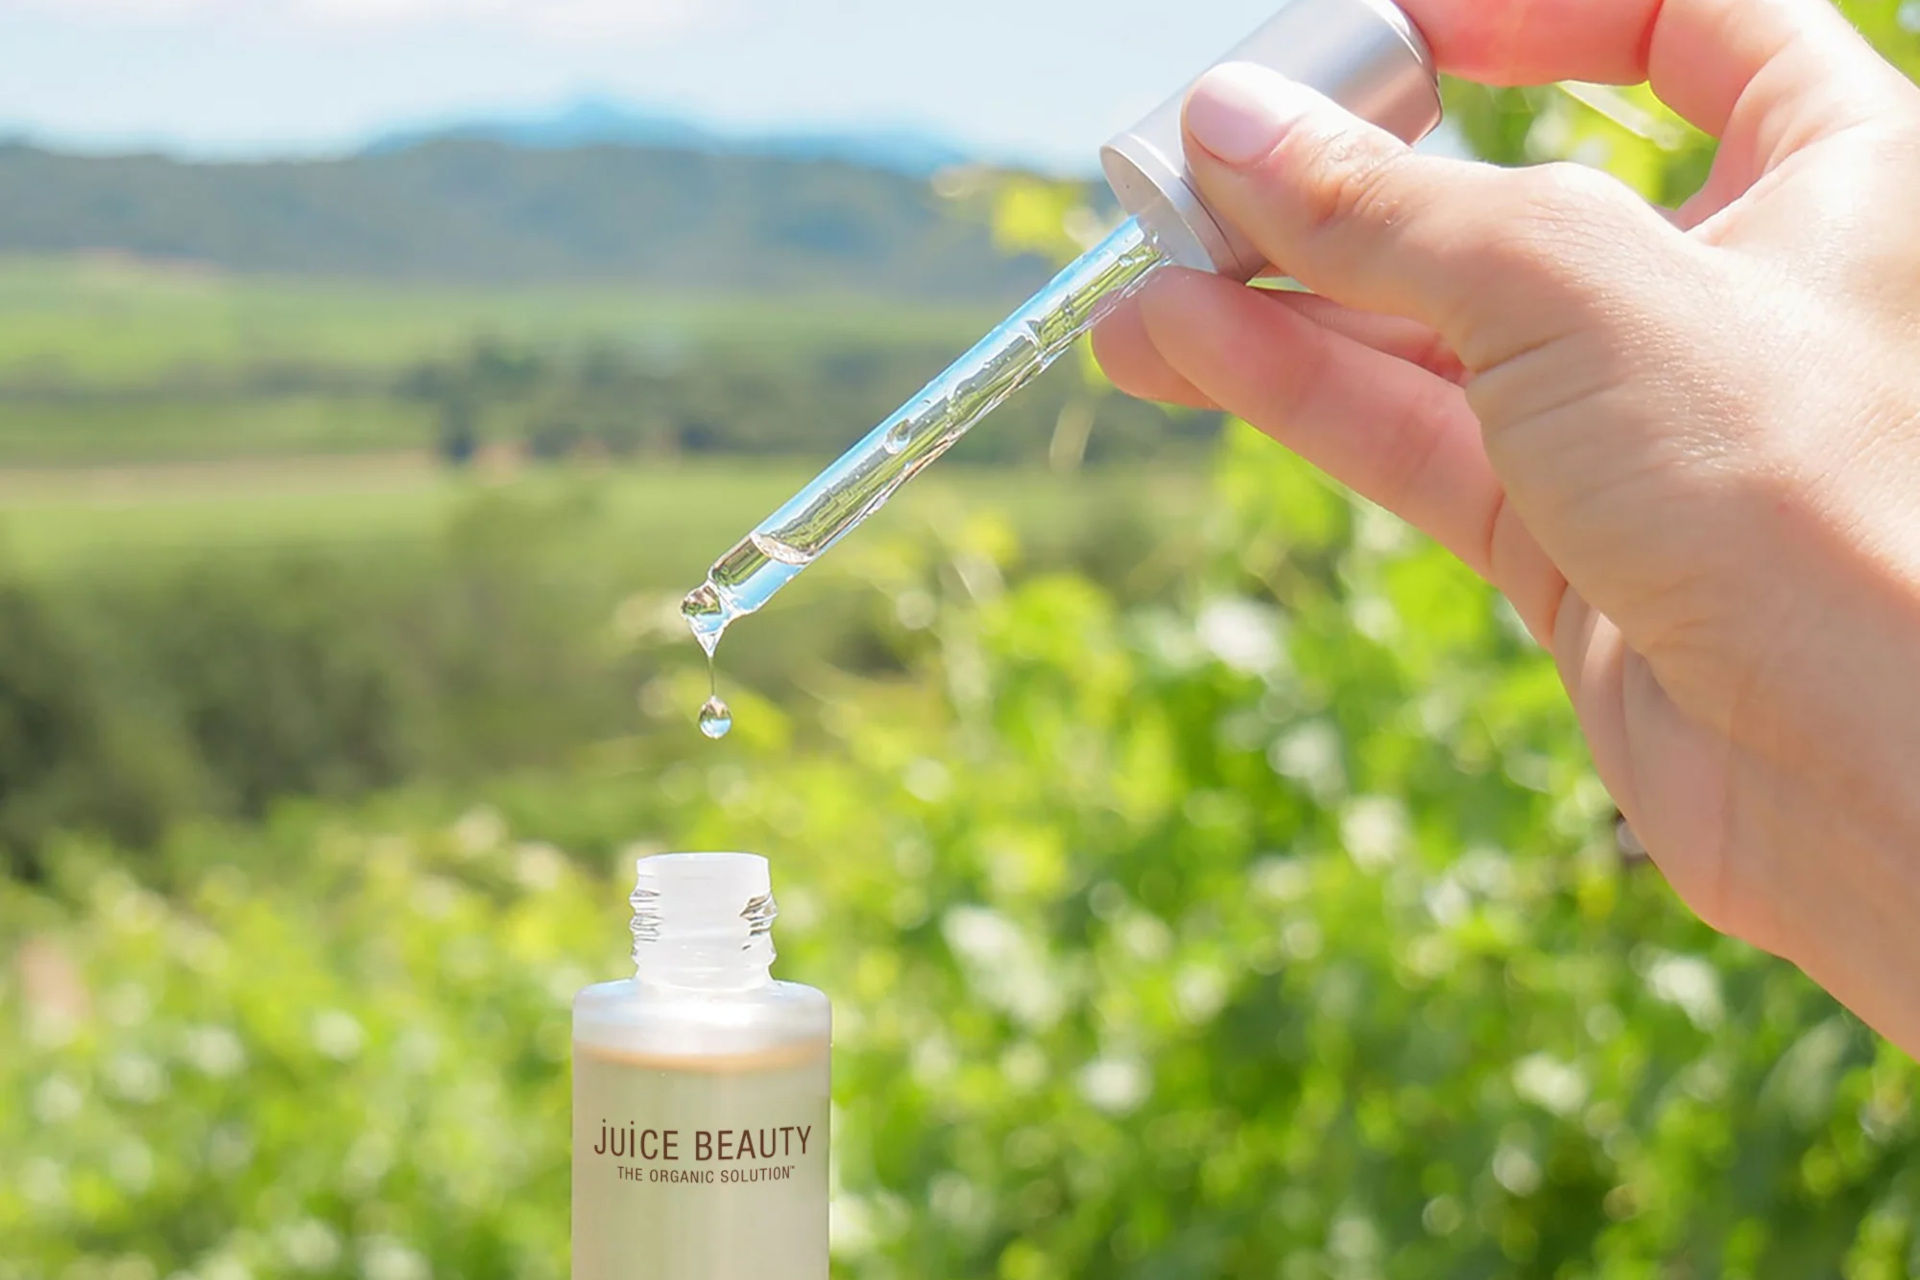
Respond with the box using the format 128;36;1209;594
0;567;183;870
1446;0;1915;195
1;826;592;1280
6;435;1917;1280
0;464;1200;873
1855;0;1920;80
0;496;639;872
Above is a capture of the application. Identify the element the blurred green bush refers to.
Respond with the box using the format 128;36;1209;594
7;433;1918;1280
0;491;638;874
0;472;1183;879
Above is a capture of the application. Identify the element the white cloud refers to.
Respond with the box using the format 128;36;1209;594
6;0;711;38
302;0;705;34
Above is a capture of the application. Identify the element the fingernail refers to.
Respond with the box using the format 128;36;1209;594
1184;63;1325;167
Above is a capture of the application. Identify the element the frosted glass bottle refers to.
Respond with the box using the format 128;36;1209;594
572;853;831;1280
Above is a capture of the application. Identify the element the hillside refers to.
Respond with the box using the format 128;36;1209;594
362;97;977;177
0;140;1059;301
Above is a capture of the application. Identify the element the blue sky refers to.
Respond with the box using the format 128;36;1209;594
0;0;1296;172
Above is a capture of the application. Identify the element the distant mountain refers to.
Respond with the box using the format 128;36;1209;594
365;99;717;156
363;97;977;177
0;139;1066;300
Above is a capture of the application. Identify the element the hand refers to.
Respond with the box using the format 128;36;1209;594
1095;0;1920;1050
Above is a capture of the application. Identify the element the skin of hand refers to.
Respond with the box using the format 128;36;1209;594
1094;0;1920;1050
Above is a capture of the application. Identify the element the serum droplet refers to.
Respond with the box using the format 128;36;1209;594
698;697;734;740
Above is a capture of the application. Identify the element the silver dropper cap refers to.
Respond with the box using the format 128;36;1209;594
1101;0;1442;281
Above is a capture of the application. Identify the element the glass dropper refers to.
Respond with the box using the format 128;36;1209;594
681;0;1447;658
680;214;1173;655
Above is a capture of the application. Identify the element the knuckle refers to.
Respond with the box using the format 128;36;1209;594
1267;128;1415;244
1496;164;1631;274
1452;163;1684;367
1519;160;1622;210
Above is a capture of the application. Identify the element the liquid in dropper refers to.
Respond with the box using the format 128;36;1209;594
679;216;1170;668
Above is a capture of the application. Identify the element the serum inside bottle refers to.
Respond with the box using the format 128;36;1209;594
572;853;831;1280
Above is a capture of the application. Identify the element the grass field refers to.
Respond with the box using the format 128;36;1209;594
0;254;1206;593
0;394;437;463
0;455;1208;585
0;256;1002;386
0;254;1040;469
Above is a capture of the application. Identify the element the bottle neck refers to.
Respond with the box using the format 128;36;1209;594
629;854;778;991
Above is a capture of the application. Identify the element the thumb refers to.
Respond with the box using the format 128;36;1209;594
1181;62;1683;372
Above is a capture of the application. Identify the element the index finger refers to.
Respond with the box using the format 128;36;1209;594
1404;0;1900;138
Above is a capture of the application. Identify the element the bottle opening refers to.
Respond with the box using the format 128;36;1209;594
631;852;778;987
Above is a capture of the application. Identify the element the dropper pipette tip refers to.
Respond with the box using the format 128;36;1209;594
681;582;728;658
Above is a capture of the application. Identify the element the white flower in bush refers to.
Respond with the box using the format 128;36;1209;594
358;1237;430;1280
104;1052;167;1104
1514;1054;1590;1118
1645;953;1724;1031
1196;598;1282;674
1340;796;1411;871
280;1221;342;1273
32;1074;84;1124
182;1026;247;1078
941;906;1065;1029
1077;1055;1150;1115
311;1011;366;1061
